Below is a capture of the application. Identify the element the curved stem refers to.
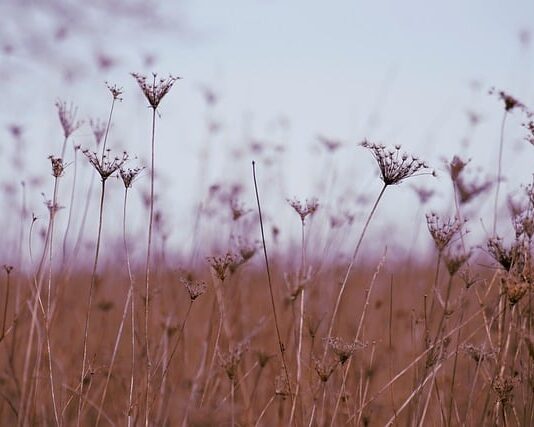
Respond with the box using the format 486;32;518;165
493;110;507;236
324;183;387;357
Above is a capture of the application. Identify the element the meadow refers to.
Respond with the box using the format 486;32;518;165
0;75;533;427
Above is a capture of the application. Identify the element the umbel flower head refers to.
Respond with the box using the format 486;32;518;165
55;100;83;139
360;140;433;186
131;72;180;109
288;197;319;223
119;166;144;189
83;149;128;181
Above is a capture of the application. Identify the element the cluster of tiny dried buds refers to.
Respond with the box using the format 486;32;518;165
288;197;319;223
512;211;534;240
490;88;527;113
42;196;63;216
327;336;365;364
83;149;128;181
360;140;433;186
49;156;65;178
312;356;338;382
119;166;143;189
180;277;207;301
487;237;523;272
448;156;492;204
230;198;251;221
207;252;238;281
492;375;518;406
461;343;495;364
426;213;463;252
3;265;13;274
131;72;180;109
218;341;249;382
55;100;83;138
89;118;107;146
105;82;123;101
501;273;529;306
443;248;471;277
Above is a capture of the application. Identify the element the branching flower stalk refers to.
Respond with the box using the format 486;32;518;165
77;150;127;425
95;166;142;427
324;141;432;353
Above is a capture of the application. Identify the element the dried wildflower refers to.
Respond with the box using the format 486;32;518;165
360;141;432;186
487;237;522;272
105;82;123;101
318;135;342;152
230;198;250;221
255;350;274;368
219;341;249;382
3;265;13;274
313;356;338;382
49;156;65;178
288;197;319;223
131;72;180;109
207;252;238;281
327;336;365;364
42;196;63;216
443;248;471;277
83;149;128;181
456;176;492;204
512;211;534;240
274;371;291;398
425;336;450;369
55;100;83;138
89;118;107;146
426;213;463;252
449;155;469;184
119;166;143;189
461;343;495;364
502;274;529;306
180;278;207;301
490;88;526;113
492;375;518;406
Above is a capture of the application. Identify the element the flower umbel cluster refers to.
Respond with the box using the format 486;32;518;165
426;213;463;252
288;197;319;223
49;156;65;178
83;149;128;181
131;72;180;109
119;166;144;189
56;100;83;139
360;141;432;186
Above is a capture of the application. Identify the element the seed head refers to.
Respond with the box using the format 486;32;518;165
313;356;338;382
502;274;529;306
426;213;463;252
89;118;107;146
490;88;526;113
218;341;249;382
49;156;65;178
207;252;238;281
487;237;523;272
327;336;365;364
119;166;144;189
83;149;128;181
288;197;319;223
180;278;207;301
360;141;432;186
443;248;471;277
131;72;180;109
105;82;124;101
55;100;83;139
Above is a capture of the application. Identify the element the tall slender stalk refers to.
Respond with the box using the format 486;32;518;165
77;179;106;426
252;160;293;403
493;111;508;235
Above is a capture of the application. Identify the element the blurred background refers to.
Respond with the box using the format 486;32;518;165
0;0;533;265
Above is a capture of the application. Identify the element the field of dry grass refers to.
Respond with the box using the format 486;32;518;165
0;77;533;426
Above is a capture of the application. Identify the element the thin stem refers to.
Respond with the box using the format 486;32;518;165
493;110;507;236
1;269;11;339
252;161;293;403
62;146;78;265
144;106;157;427
324;183;387;356
77;179;106;426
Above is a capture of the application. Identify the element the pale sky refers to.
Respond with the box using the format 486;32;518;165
0;0;533;260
